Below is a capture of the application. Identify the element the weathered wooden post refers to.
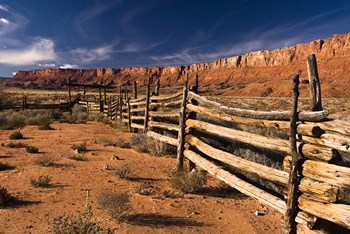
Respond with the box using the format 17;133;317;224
177;75;189;171
284;74;302;234
83;86;86;101
103;85;107;105
144;77;151;133
98;86;102;113
188;73;199;171
133;81;137;99
307;54;322;111
119;85;123;124
67;78;72;113
127;97;132;132
155;76;160;96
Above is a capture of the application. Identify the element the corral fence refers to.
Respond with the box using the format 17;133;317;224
94;54;350;233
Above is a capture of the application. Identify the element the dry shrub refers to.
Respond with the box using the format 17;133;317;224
30;175;52;188
39;122;54;130
97;136;114;146
130;134;150;153
113;164;131;179
61;104;88;124
26;145;39;153
52;191;112;234
170;170;207;194
97;191;130;221
135;183;158;196
6;142;28;148
0;162;15;171
113;137;131;148
88;113;109;124
34;155;55;167
0;186;15;208
24;109;53;126
71;142;87;152
9;131;24;140
67;155;87;161
0;110;26;130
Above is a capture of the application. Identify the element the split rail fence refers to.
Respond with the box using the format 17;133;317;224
81;55;349;233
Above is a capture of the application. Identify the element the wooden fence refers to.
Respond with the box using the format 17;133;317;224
80;56;349;233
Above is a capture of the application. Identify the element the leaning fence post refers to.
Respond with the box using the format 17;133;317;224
188;73;199;171
155;76;160;96
133;81;138;99
127;97;132;133
177;75;189;171
284;74;302;234
307;54;322;111
119;85;123;124
144;77;151;133
67;78;72;113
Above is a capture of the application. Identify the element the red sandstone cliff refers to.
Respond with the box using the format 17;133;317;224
9;33;350;97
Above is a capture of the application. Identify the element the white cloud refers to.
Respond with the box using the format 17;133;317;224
0;38;57;65
38;63;56;67
69;44;114;64
12;71;17;76
0;4;9;12
59;64;78;69
0;18;9;25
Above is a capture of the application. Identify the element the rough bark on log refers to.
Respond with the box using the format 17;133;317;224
149;110;180;118
298;195;350;230
301;134;350;153
184;149;316;227
177;76;188;171
150;99;182;108
150;91;183;101
188;91;328;121
149;121;179;132
147;130;178;146
283;156;350;188
186;104;324;137
307;54;323;111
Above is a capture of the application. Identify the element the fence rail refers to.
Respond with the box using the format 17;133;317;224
94;57;350;233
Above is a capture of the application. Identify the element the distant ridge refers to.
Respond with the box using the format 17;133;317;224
8;32;350;97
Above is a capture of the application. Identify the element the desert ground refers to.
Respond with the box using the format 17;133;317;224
0;121;282;233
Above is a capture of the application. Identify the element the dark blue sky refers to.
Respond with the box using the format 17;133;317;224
0;0;350;77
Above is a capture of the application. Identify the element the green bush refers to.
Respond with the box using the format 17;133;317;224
97;191;130;221
30;175;52;188
170;170;207;194
9;131;24;140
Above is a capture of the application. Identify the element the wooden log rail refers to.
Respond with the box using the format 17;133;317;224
188;91;329;122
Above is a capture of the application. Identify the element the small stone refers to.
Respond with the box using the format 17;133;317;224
219;210;223;213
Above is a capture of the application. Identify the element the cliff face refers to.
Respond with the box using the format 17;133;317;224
9;33;350;97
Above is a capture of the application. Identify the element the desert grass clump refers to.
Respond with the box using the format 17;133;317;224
24;109;53;126
0;110;26;130
114;137;131;148
170;170;207;194
97;191;130;221
0;162;15;171
34;155;55;167
113;164;131;179
130;134;150;153
0;186;15;208
88;113;110;124
26;145;39;154
9;131;24;140
30;175;52;188
71;142;87;153
61;105;88;124
6;142;28;148
39;122;54;130
52;191;111;234
67;154;88;161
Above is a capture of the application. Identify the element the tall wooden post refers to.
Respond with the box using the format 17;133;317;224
67;78;72;113
103;87;107;105
155;76;160;96
188;73;199;171
144;77;151;133
133;81;137;99
177;75;189;171
307;54;322;111
119;85;123;124
83;87;86;101
98;87;102;113
284;74;302;234
127;98;132;132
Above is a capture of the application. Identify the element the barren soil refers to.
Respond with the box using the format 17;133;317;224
0;122;281;233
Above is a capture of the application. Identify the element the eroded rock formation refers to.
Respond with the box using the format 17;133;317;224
9;33;350;97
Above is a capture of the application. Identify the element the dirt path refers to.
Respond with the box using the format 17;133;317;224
0;122;282;233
